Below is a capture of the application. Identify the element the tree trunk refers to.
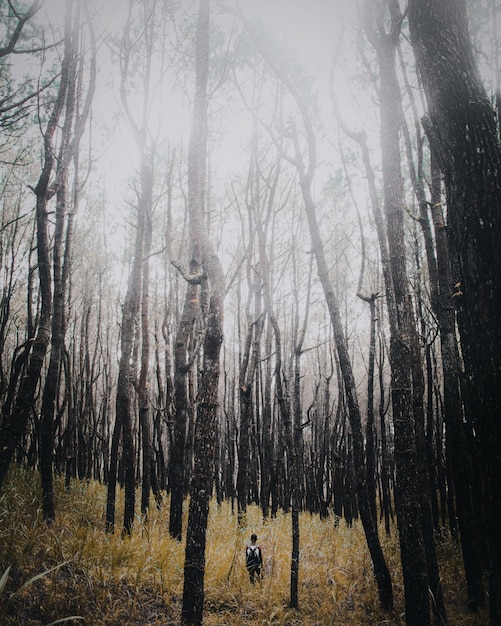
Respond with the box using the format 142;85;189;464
293;133;393;612
169;268;200;540
429;151;485;608
379;36;434;626
408;2;501;621
181;291;223;625
139;160;154;518
269;312;300;609
40;181;69;523
361;3;439;621
181;1;225;623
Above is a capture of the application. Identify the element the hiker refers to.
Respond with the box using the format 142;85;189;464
245;533;263;583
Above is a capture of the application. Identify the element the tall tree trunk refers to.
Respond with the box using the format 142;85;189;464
181;1;225;623
116;211;144;534
291;102;394;615
40;179;71;523
377;321;392;536
269;312;300;609
400;33;485;608
107;0;161;536
139;159;154;518
236;275;258;524
408;2;501;621
40;0;93;517
360;3;444;621
429;151;485;608
373;14;436;623
260;320;274;518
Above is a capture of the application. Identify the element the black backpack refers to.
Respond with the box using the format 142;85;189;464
246;545;261;568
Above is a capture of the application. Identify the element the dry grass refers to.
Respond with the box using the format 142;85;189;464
0;466;489;625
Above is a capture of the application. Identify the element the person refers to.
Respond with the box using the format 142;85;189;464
245;533;263;583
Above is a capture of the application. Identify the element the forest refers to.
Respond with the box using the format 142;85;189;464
0;0;500;625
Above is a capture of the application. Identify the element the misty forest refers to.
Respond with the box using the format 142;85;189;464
0;0;500;625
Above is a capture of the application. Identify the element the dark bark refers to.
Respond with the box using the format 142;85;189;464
260;321;273;518
40;182;68;523
105;411;122;533
401;30;485;607
408;2;501;621
181;293;223;626
236;267;257;522
169;270;200;540
429;152;485;609
361;3;436;622
360;294;377;523
139;160;154;519
293;118;393;613
269;312;300;609
181;1;225;623
377;326;392;536
109;174;146;534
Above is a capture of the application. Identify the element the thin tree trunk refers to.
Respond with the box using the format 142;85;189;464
292;123;394;613
139;160;154;518
269;312;300;609
169;263;201;539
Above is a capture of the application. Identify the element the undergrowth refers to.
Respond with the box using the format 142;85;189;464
0;466;489;625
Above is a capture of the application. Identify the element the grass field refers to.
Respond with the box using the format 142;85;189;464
0;466;489;625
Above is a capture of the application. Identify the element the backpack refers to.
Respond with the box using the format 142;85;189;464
246;545;261;568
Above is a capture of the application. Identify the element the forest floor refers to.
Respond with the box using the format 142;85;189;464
0;466;490;625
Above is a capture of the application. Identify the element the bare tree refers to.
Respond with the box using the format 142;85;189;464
230;5;394;612
0;0;95;493
105;0;158;534
39;0;96;523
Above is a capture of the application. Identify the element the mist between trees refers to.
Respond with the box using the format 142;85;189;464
0;1;500;625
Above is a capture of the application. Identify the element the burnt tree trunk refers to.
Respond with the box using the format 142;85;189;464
270;312;300;609
169;267;200;540
362;2;442;621
429;151;485;608
139;158;154;519
408;1;501;621
181;1;225;623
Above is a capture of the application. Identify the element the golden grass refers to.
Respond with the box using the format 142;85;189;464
0;466;490;625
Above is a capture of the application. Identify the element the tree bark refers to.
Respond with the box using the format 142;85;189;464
139;159;154;519
408;2;501;621
181;1;225;623
169;267;200;540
